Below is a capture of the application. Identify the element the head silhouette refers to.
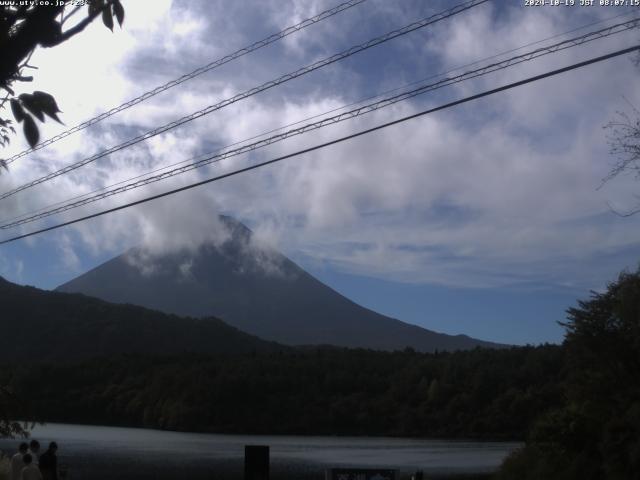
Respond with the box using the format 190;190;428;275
29;440;40;452
18;442;28;454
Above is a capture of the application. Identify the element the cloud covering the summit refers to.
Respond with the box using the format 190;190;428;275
0;0;639;294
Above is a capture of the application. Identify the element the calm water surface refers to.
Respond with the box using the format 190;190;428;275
0;423;520;480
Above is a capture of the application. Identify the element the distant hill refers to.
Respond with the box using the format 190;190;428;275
57;216;504;352
0;276;282;361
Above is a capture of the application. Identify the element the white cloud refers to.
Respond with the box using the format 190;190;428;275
1;0;639;291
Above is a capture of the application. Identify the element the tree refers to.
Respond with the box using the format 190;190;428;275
0;384;30;438
603;105;640;215
601;51;640;216
0;0;125;161
0;0;125;438
498;268;640;479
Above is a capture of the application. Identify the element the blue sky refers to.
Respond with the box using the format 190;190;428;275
1;0;640;345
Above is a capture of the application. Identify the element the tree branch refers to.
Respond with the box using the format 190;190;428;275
60;5;82;26
58;1;114;44
606;200;640;218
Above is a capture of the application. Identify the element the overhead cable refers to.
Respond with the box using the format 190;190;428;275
5;9;631;226
1;44;636;245
2;18;637;230
0;0;488;201
2;0;369;166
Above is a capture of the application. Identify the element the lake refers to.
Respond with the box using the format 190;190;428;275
0;423;520;480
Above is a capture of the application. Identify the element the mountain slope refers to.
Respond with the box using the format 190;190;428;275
0;275;282;361
57;216;503;352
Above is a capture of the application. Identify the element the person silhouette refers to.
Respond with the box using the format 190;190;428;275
20;454;42;480
38;442;58;480
9;443;28;480
27;441;40;466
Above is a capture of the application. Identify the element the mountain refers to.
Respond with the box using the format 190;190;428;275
57;216;503;352
0;275;282;361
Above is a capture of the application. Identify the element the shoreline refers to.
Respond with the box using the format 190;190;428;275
0;457;494;480
12;420;524;443
0;423;515;480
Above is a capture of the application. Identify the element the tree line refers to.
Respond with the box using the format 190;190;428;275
1;344;564;440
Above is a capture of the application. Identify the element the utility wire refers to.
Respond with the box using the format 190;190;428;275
0;0;488;202
1;45;636;246
3;9;633;226
2;18;637;230
2;0;369;166
10;5;632;227
29;0;624;226
3;7;631;227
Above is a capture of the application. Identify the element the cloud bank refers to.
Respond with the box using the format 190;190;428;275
0;0;639;292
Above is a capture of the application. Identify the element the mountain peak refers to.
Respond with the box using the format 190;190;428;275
219;214;253;238
123;220;293;285
57;218;503;352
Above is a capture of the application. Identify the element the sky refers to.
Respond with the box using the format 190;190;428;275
1;0;640;345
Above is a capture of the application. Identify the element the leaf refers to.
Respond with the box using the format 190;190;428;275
32;91;63;123
113;0;124;27
102;6;114;31
23;114;39;148
10;99;25;123
19;93;45;122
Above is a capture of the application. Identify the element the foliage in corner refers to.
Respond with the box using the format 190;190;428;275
0;0;125;154
496;268;640;480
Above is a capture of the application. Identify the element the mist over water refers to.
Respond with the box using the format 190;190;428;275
0;423;519;480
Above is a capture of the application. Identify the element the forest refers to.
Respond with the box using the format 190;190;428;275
1;269;638;480
2;345;563;440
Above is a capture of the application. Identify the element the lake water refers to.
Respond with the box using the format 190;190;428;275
0;423;520;480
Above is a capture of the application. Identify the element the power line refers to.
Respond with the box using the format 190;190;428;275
0;0;488;202
2;5;634;228
4;10;631;227
2;17;637;230
1;45;636;246
2;0;369;166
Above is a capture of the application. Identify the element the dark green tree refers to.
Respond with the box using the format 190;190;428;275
498;268;640;480
0;385;30;438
